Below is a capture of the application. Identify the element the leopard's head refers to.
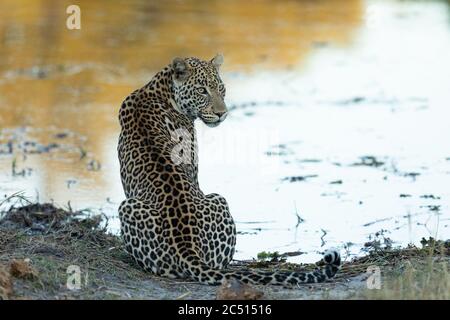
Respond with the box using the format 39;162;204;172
171;55;227;127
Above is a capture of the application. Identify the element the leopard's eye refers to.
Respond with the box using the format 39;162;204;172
197;87;208;95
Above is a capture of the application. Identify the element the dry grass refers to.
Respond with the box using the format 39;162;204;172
0;196;448;299
0;200;148;299
361;241;450;300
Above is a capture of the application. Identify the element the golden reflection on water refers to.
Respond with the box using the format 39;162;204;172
0;0;363;204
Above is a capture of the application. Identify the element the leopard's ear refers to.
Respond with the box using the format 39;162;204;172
172;57;191;82
210;53;224;70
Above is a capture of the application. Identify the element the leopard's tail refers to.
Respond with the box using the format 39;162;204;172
179;248;341;286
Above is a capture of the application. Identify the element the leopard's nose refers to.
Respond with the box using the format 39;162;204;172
215;111;227;118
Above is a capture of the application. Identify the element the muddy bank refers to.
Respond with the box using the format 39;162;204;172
0;202;448;300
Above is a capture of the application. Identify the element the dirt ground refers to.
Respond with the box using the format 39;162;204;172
0;202;448;300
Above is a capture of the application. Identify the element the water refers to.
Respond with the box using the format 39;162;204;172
0;0;449;263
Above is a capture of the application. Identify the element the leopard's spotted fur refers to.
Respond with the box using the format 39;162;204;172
118;55;340;285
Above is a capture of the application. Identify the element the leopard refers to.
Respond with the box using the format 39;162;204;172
117;54;341;286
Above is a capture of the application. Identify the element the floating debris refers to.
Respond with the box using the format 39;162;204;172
280;250;304;258
399;194;412;198
0;142;13;155
364;230;394;252
265;144;294;157
403;172;420;180
236;220;276;224
236;230;259;235
420;194;440;200
87;159;101;171
0;127;98;176
351;156;385;168
321;191;346;198
339;96;366;105
19;141;59;154
228;100;292;112
282;175;318;183
363;217;393;227
54;132;69;139
298;159;321;163
66;180;77;189
420;205;441;212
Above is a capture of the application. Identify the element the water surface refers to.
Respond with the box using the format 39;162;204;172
0;0;449;262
